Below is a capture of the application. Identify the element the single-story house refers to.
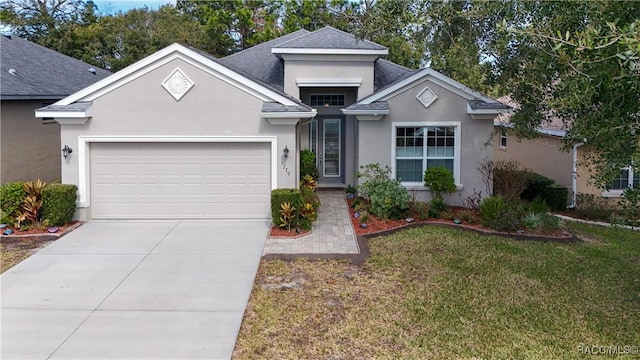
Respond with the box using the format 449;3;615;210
0;34;110;184
36;26;509;221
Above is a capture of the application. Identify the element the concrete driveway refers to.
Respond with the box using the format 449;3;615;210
1;219;270;360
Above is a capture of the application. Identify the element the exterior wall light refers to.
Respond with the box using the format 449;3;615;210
62;144;73;158
283;145;289;158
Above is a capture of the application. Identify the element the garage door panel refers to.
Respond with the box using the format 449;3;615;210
91;142;271;219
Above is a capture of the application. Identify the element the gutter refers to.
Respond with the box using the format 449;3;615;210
569;141;586;208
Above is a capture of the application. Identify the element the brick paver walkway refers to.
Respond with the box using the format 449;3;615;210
263;190;359;255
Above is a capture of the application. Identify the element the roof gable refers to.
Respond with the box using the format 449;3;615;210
0;35;110;100
54;43;306;107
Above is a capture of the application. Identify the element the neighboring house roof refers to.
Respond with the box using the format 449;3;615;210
272;26;387;51
495;95;568;137
0;34;110;100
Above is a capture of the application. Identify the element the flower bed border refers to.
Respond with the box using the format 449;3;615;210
0;221;83;242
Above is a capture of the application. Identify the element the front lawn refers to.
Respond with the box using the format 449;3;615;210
234;223;640;359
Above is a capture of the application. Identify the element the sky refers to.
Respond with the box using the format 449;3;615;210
93;0;176;15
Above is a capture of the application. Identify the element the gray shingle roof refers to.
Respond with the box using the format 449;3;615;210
374;58;418;91
189;43;310;108
468;99;511;110
273;26;387;50
37;102;92;112
262;102;314;113
1;35;110;100
220;30;310;90
344;101;389;111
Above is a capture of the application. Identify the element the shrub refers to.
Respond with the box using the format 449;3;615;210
300;174;318;191
357;163;410;220
0;181;26;224
423;166;456;202
528;196;549;214
458;210;477;224
42;184;78;226
521;173;555;202
278;202;297;231
490;209;522;232
429;196;447;213
271;189;302;226
345;184;357;195
413;202;430;220
544;185;569;211
523;212;543;230
368;180;410;219
493;160;532;201
619;187;640;226
480;196;508;226
300;149;318;179
573;193;615;221
17;180;47;229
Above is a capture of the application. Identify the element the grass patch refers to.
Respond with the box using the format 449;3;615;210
234;223;640;359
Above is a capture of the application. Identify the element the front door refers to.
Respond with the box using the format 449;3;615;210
311;118;344;184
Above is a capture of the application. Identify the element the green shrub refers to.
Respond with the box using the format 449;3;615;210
458;210;477;224
619;187;640;226
528;196;549;214
271;189;302;226
423;166;456;202
490;209;522;232
0;181;26;224
357;163;410;220
545;185;568;211
368;179;410;219
429;196;447;213
300;149;318;179
523;212;543;230
521;173;555;202
480;196;508;226
42;183;78;226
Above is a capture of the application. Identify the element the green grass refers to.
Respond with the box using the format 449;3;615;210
234;223;640;359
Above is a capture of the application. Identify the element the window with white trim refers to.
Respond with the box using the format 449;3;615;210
608;167;639;190
310;94;345;107
499;128;507;147
395;124;459;183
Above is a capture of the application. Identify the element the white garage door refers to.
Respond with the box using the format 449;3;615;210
90;142;271;219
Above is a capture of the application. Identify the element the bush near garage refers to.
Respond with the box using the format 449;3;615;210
271;188;320;231
0;181;26;224
42;184;78;226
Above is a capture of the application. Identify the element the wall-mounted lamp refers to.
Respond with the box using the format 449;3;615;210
62;145;73;158
283;145;289;158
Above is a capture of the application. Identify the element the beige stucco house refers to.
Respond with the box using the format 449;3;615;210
0;35;110;184
36;27;509;221
494;97;638;208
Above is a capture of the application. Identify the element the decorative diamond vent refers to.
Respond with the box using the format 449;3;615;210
417;86;438;108
161;68;194;101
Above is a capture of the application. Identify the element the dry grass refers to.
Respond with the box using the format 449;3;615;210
1;237;55;273
234;223;640;359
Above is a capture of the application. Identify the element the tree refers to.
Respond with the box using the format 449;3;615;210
176;0;281;56
0;0;88;47
493;1;640;186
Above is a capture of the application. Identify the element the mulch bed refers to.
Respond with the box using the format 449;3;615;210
269;226;311;238
346;198;573;240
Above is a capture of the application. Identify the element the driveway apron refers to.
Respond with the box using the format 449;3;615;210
1;219;269;360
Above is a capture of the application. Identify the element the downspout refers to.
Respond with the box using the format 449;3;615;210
569;141;586;208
